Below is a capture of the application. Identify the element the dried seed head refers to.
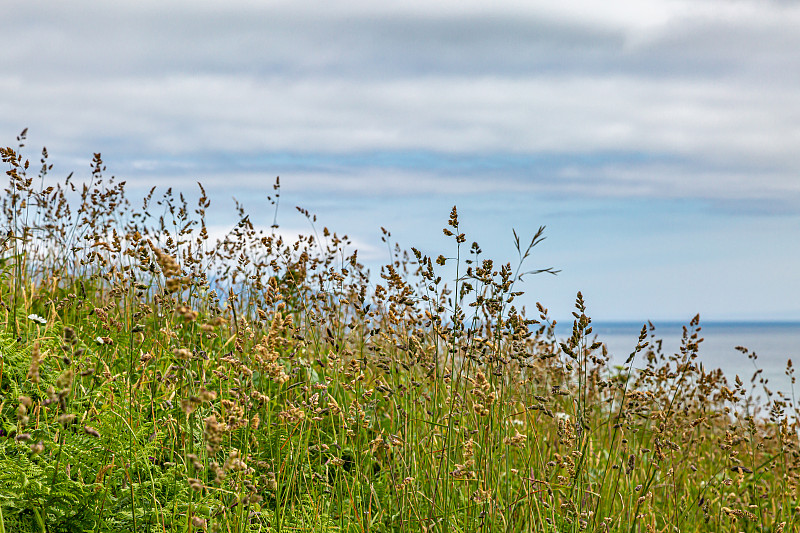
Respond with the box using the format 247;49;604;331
265;471;278;491
203;414;228;453
180;397;201;415
278;406;305;424
177;305;199;321
27;342;42;383
503;429;527;448
174;348;191;360
208;461;226;484
16;402;29;427
150;244;181;277
165;277;183;293
626;454;636;475
187;453;204;471
56;368;74;391
223;449;248;472
471;488;492;503
58;413;76;427
198;387;216;402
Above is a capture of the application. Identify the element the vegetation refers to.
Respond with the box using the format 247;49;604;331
0;129;797;532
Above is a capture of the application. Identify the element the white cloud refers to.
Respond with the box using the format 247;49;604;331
202;224;384;262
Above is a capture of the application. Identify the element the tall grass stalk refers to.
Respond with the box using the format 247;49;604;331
0;134;797;532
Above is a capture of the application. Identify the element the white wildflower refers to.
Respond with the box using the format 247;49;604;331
27;314;47;325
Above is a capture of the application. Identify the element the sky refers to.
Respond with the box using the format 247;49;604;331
2;0;800;322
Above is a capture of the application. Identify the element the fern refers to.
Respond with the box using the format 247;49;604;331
0;334;32;390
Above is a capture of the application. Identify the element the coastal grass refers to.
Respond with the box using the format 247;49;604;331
0;131;798;532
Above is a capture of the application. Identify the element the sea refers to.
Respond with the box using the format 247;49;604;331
552;321;800;401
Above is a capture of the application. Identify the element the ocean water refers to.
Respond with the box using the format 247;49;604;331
552;321;800;398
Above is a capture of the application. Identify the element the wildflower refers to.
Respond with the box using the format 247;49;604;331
27;313;46;325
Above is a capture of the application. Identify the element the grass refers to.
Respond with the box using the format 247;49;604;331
0;129;798;532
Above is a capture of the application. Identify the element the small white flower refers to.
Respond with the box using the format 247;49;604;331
95;336;105;345
27;314;47;325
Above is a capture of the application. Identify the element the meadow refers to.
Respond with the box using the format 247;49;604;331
0;130;797;532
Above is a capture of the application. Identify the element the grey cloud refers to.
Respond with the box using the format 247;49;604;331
9;6;620;79
9;1;800;81
3;0;800;215
91;149;800;217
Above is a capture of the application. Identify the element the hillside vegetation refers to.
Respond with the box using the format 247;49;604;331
0;131;797;532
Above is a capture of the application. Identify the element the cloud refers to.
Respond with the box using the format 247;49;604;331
202;224;384;262
3;0;800;214
9;0;800;80
99;151;800;218
6;74;799;157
